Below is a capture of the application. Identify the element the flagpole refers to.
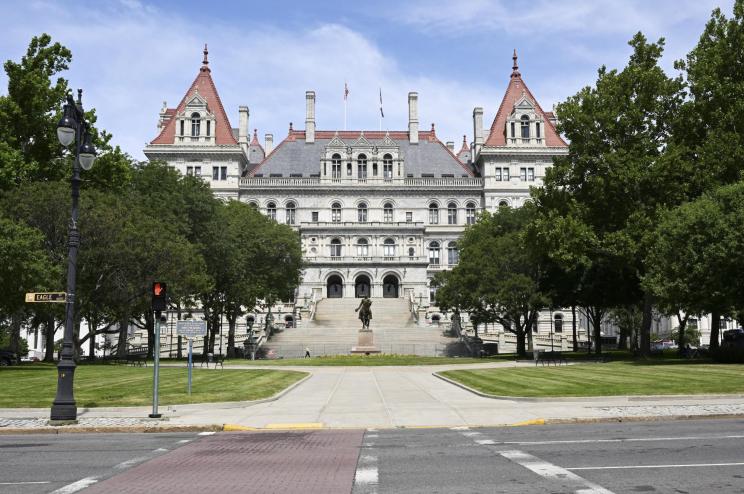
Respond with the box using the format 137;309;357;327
344;99;347;131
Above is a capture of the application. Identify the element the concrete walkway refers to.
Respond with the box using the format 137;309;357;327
3;362;744;430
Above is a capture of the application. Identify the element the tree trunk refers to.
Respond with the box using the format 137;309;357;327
227;313;237;358
676;313;688;354
639;292;653;357
44;314;56;362
710;311;720;349
515;327;526;358
588;307;603;355
88;317;97;361
571;305;578;352
9;310;23;354
117;315;129;358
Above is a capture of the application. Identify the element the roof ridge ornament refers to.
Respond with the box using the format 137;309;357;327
511;48;520;78
201;43;210;72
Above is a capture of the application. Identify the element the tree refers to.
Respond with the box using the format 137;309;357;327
435;206;547;357
533;33;685;355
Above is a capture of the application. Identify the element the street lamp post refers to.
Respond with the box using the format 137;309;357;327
50;90;96;422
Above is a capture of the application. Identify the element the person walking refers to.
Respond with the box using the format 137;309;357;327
304;347;311;359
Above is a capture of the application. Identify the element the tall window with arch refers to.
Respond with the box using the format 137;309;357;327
521;115;530;140
266;202;276;221
553;314;564;333
428;241;440;265
383;238;396;257
330;238;342;258
408;247;415;258
331;153;342;180
331;202;342;223
191;112;201;136
285;202;296;225
429;203;439;224
356;238;369;257
383;154;393;181
447;241;459;265
358;202;368;222
357;154;368;180
383;202;394;222
466;202;476;225
447;202;457;225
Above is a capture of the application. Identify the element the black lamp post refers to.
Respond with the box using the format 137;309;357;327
50;90;96;422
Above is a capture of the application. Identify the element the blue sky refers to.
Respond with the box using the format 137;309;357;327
0;0;735;159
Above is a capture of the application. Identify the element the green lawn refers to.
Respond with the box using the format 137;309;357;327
440;361;744;397
0;364;307;408
225;355;514;366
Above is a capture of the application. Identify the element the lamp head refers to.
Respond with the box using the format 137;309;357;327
78;125;96;170
56;103;75;146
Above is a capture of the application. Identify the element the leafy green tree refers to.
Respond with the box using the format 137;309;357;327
533;33;685;355
435;206;547;357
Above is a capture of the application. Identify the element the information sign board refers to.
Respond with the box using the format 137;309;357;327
176;320;207;339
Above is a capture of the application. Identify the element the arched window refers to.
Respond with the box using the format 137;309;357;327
429;203;439;224
248;202;258;209
521;115;530;139
383;238;396;257
330;238;342;257
285;202;296;225
499;200;509;208
266;202;276;221
408;247;415;258
428;241;440;265
331;153;342;180
358;202;368;222
383;202;393;222
447;202;457;225
331;202;342;223
356;238;369;257
383;154;393;181
357;154;368;180
191;112;201;136
466;202;476;225
554;314;564;333
447;241;459;265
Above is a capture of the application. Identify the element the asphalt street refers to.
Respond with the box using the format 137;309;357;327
0;419;742;493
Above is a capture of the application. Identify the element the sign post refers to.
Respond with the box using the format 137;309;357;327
149;313;163;418
177;320;207;395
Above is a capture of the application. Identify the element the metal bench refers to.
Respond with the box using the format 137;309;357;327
125;347;148;366
536;351;567;366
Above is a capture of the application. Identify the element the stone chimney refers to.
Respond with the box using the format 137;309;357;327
446;141;454;152
305;91;316;143
238;106;249;152
473;107;484;157
264;133;274;155
408;92;419;144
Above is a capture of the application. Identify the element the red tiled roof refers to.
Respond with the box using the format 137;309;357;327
150;46;237;146
484;51;567;148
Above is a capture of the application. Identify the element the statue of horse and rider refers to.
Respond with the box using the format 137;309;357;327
355;297;373;331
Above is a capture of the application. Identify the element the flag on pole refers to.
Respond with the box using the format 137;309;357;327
379;88;384;118
344;82;349;101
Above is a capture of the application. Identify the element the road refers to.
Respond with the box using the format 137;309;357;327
0;419;742;493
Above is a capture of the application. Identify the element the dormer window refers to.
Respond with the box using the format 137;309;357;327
191;112;201;136
331;154;342;180
357;154;368;180
383;154;393;181
521;115;530;139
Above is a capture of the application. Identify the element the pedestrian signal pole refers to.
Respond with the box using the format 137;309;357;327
150;282;167;419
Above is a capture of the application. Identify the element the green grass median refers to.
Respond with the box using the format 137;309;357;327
0;364;307;408
440;361;744;397
225;355;512;366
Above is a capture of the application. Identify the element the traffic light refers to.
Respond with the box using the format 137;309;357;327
152;282;167;312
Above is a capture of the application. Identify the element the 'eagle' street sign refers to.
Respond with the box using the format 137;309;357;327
25;292;67;303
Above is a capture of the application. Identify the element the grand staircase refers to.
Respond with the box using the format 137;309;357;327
264;298;463;358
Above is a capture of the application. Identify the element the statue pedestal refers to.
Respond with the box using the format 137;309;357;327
351;328;380;355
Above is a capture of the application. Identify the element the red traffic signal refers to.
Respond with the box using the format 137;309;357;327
152;282;167;311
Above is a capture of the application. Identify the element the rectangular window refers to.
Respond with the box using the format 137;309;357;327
180;120;185;136
347;163;352;176
429;248;440;265
520;168;527;181
429;209;439;224
212;166;219;180
221;166;227;180
332;164;341;179
358;209;367;222
372;163;378;176
311;211;319;222
384;210;393;222
194;166;201;176
503;168;510;180
448;247;459;265
358;164;367;179
495;168;501;181
384;164;393;181
448;208;457;225
406;212;413;223
510;122;515;138
186;166;193;176
527;167;535;181
536;122;541;139
206;121;211;137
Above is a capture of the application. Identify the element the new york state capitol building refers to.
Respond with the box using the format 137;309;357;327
144;47;585;352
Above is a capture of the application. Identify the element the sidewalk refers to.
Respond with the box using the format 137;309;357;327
2;362;744;432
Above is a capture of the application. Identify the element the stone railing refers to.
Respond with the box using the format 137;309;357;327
403;177;483;187
240;176;484;188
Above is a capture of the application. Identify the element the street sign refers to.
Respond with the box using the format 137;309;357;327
176;320;207;339
25;292;67;303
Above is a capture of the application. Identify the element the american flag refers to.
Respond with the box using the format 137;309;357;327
344;82;349;101
379;88;384;118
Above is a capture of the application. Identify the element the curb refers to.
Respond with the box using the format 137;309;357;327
432;371;744;402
